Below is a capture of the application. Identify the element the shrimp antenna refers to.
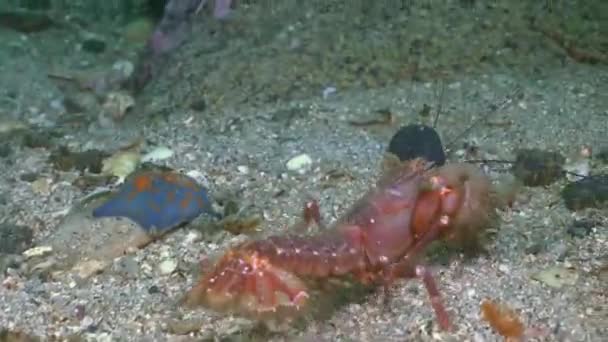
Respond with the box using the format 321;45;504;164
444;86;523;152
432;81;446;129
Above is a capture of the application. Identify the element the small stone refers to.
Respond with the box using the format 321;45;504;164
112;256;138;277
511;149;565;186
73;259;108;279
0;223;33;254
561;174;608;211
31;177;52;195
158;259;178;275
567;219;596;238
141;146;174;163
80;315;95;330
148;285;160;294
74;304;86;320
0;144;11;158
189;99;207;111
183;231;202;244
102;91;135;121
286;153;313;174
237;165;249;174
524;243;544;255
19;172;38;182
564;159;590;182
82;38;106;53
597;147;608;164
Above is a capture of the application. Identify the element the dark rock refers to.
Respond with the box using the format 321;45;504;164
0;144;11;158
567;218;597;238
189;99;206;111
49;146;108;173
0;223;33;254
0;11;54;33
511;149;565;186
19;172;38;183
22;131;55;149
387;124;446;166
524;243;544;255
596;147;608;164
561;174;608;211
0;253;23;274
148;285;160;294
82;38;107;54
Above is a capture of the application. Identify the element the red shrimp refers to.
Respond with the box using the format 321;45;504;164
182;158;498;330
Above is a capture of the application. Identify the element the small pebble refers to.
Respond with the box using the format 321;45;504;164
82;38;106;53
0;223;34;254
112;256;138;277
237;165;249;174
148;285;160;294
141;146;174;163
80;315;95;331
183;231;202;244
286;153;313;173
561;174;608;211
567;219;596;238
511;149;565;186
158;259;178;275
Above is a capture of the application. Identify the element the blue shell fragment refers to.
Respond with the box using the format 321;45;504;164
92;170;218;234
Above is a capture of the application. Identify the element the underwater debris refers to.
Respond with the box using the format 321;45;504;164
561;174;608;211
531;266;579;289
49;146;108;174
348;108;394;127
510;148;565;186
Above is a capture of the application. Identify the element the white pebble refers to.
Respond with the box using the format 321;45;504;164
158;259;178;275
80;316;94;330
286;153;313;174
184;231;202;244
237;165;249;174
141;146;174;163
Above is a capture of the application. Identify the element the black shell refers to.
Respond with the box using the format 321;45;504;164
387;124;446;166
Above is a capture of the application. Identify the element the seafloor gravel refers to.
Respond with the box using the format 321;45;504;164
0;1;606;341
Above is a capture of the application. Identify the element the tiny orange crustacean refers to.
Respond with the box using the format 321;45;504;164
182;157;500;330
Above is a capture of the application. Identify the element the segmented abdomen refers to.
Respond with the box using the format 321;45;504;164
241;234;366;278
182;233;366;321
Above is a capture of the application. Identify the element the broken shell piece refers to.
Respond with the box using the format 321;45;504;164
531;266;578;288
72;259;109;279
102;149;141;183
0;119;28;134
286;154;313;174
23;246;53;259
102;91;135;121
142;146;174;163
